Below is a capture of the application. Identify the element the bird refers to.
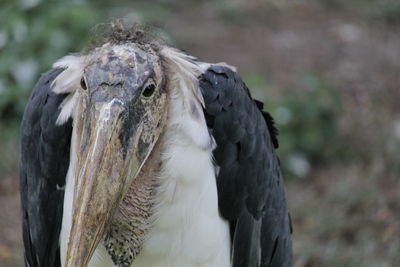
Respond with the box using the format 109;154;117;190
19;25;292;267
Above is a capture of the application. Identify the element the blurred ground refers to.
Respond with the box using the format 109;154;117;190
1;0;400;266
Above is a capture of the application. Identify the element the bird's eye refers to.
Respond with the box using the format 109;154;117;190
142;82;156;98
80;77;87;90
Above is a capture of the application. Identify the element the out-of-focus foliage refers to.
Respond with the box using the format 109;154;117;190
245;72;342;179
321;0;400;24
271;74;341;178
0;0;102;123
0;120;19;177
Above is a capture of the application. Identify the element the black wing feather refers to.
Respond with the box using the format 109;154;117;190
199;65;292;267
19;68;72;267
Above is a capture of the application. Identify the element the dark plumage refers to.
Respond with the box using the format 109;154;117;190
19;68;71;267
200;65;292;267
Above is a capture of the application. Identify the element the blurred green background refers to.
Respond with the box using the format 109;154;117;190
1;0;399;266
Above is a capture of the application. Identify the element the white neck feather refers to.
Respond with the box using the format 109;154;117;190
130;56;231;266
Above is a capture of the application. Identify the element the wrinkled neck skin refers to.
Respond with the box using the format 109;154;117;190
103;130;165;266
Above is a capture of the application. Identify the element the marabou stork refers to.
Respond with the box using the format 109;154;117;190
19;26;292;267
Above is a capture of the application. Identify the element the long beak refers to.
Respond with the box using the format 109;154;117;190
65;99;142;267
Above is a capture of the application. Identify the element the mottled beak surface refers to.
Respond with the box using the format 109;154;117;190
65;44;167;267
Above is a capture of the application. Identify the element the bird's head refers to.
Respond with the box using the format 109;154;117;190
64;42;168;267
